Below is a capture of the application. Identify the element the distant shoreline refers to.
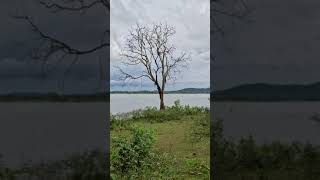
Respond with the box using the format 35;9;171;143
212;82;320;102
0;91;209;102
7;82;320;102
0;95;109;102
111;87;210;94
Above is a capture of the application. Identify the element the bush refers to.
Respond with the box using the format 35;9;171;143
0;150;107;180
111;127;155;177
110;114;131;130
213;119;320;180
111;127;185;179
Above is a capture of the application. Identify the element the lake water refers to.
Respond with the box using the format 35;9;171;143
214;102;320;144
110;94;210;113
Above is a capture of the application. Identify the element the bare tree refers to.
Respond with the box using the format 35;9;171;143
117;23;190;110
13;0;110;91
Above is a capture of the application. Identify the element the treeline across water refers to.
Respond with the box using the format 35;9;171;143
0;94;108;102
213;82;320;101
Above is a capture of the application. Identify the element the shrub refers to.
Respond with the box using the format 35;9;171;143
137;100;209;123
213;119;320;180
0;150;107;180
111;127;156;177
110;114;131;130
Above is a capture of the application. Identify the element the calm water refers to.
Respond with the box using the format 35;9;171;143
111;94;210;113
214;102;320;144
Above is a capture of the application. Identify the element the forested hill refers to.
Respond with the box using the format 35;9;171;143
212;82;320;101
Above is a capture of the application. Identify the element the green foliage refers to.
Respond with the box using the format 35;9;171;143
124;152;178;179
111;127;156;177
110;101;210;179
213;119;320;180
185;158;210;178
111;127;185;179
110;114;131;130
110;99;209;126
0;150;107;180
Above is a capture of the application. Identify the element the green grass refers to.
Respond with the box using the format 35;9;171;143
111;101;210;179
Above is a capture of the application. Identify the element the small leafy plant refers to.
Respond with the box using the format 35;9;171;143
111;127;155;177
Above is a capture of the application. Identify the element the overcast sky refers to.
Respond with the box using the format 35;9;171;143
2;0;320;93
0;0;108;94
110;0;210;91
214;0;320;90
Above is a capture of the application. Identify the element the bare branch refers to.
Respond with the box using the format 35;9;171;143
39;0;109;13
13;0;110;93
14;15;108;63
115;66;151;81
211;0;252;35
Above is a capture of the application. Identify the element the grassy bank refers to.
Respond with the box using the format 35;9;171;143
110;100;210;179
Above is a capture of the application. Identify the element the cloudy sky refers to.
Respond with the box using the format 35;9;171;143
214;0;320;90
2;0;319;93
0;0;108;94
111;0;210;91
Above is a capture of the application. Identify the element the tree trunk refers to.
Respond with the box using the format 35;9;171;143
159;91;165;110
